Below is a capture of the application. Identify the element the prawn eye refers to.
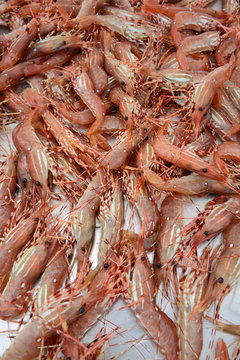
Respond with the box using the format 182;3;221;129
204;231;209;236
202;168;208;173
120;81;125;85
124;116;128;120
141;256;146;261
35;181;41;186
103;262;109;268
218;277;224;283
199;106;203;111
34;218;39;222
79;306;85;314
81;247;86;252
45;241;51;246
157;263;162;268
22;178;28;184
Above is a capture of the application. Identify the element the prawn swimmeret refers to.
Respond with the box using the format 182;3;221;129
0;0;239;359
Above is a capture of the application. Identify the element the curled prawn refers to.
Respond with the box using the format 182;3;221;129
72;71;106;134
176;31;220;70
213;141;240;175
171;11;226;47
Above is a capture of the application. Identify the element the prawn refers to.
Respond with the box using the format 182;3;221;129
0;19;38;71
72;71;106;135
0;50;73;92
176;31;220;70
97;174;123;265
102;31;135;94
153;128;227;183
25;35;85;60
123;170;160;249
13;107;50;202
191;55;235;137
0;220;62;320
72;170;106;270
88;48;108;95
34;240;71;310
171;11;226;47
191;195;240;248
124;232;179;360
42;110;98;172
0;152;17;236
177;247;211;360
99;120;155;169
154;194;183;293
144;170;234;195
191;219;240;315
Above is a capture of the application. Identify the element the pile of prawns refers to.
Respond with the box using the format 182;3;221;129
0;0;239;358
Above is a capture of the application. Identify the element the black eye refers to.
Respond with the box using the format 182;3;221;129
202;168;208;173
79;306;85;314
157;263;161;269
204;231;209;236
34;218;39;222
45;241;51;246
120;81;125;85
35;181;41;186
199;106;203;111
141;256;146;261
22;178;28;184
124;116;128;121
103;263;109;269
218;277;224;283
81;247;86;252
